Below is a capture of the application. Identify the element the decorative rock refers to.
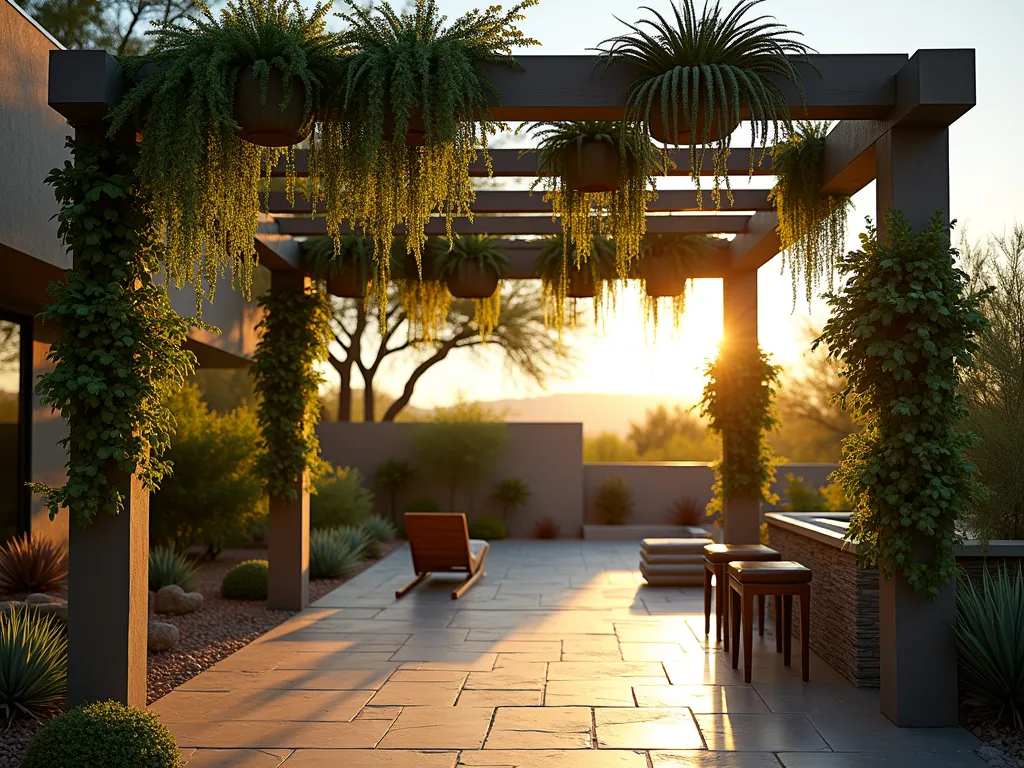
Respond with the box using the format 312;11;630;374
148;620;180;652
0;600;24;616
31;602;68;622
977;745;1018;768
154;585;204;615
24;593;56;605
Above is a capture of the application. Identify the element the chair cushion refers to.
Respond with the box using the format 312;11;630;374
642;538;714;555
727;560;811;583
469;539;489;570
639;561;703;576
640;562;703;586
642;552;704;566
703;544;779;563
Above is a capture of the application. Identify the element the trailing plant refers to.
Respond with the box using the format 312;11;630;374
817;212;989;598
534;234;618;330
0;609;67;722
148;547;199;593
594;475;634;525
309;528;365;579
23;700;179;768
107;0;345;305
301;235;374;285
469;515;507;540
373;459;417;524
525;120;665;273
436;236;511;337
768;122;851;308
315;0;540;318
34;138;195;526
252;284;332;499
311;465;375;529
640;233;717;333
597;0;813;208
221;559;269;600
0;534;68;593
700;343;781;517
956;566;1024;731
492;478;531;523
396;236;452;343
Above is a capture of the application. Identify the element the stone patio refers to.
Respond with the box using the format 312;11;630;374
152;541;988;767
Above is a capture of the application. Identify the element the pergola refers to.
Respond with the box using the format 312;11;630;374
47;46;975;727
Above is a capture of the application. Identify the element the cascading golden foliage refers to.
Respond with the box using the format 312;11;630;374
474;289;502;339
400;279;452;343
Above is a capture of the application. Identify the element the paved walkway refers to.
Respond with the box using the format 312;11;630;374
153;541;987;768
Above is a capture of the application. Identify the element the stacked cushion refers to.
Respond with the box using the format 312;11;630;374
640;538;714;586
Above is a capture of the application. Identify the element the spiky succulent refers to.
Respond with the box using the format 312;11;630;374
0;534;68;594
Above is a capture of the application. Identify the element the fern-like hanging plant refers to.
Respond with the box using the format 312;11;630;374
526;121;666;276
534;234;618;331
768;122;851;308
315;0;539;323
597;0;813;208
436;236;511;337
108;0;344;306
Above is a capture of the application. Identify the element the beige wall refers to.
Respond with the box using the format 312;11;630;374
317;422;585;538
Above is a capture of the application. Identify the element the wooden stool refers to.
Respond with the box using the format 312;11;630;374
702;544;780;650
728;561;811;684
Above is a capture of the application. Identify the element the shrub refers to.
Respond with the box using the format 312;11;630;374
0;534;68;593
22;700;179;767
781;474;827;512
335;524;378;560
361;515;397;544
0;609;66;721
406;498;441;513
151;384;267;557
492;478;531;523
221;560;269;600
533;518;559;539
373;459;417;525
594;476;634;525
147;547;199;593
311;465;374;530
956;566;1024;730
669;496;702;527
309;530;365;580
469;515;507;540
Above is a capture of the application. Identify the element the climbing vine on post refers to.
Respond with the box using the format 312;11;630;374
817;212;989;599
33;138;196;526
252;283;332;499
700;344;781;517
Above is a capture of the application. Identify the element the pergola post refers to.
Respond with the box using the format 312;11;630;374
874;124;958;728
265;270;311;612
720;269;762;545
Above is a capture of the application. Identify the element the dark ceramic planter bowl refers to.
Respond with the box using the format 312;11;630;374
648;106;739;147
566;269;597;299
643;252;687;297
326;266;369;299
446;262;500;299
403;250;440;282
563;140;621;193
234;66;313;148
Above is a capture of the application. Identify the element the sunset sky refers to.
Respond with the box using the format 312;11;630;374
324;0;1024;411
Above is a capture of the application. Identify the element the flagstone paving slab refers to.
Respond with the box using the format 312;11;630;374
619;642;688;661
544;680;639;707
181;748;292;767
594;708;704;750
169;719;393;749
457;689;544;707
633;685;770;713
547;662;667;681
484;707;593;749
650;752;783;767
377;706;495;749
152;690;375;722
283;750;459;768
465;662;548;689
458;750;649;768
694;714;830;752
369;680;466;706
178;667;396;692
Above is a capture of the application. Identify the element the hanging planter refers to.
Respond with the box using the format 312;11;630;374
301;236;373;299
436;236;511;337
768;122;852;309
598;0;814;209
234;66;314;148
316;0;540;328
640;233;717;334
533;234;617;331
527;121;664;276
396;236;451;343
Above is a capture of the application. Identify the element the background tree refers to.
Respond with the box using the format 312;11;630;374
327;283;574;423
373;459;416;525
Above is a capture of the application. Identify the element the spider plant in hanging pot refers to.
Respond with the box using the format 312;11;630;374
597;0;814;209
767;122;851;308
316;0;540;322
436;235;510;336
526;121;665;275
108;0;344;305
534;234;618;330
301;235;374;298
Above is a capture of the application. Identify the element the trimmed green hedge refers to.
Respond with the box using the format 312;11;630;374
221;559;269;600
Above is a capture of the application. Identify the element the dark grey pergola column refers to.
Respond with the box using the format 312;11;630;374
266;270;312;612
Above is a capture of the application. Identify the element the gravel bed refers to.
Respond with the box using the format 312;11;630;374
969;716;1024;767
0;720;38;768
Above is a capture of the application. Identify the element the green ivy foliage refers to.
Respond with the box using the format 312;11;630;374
818;212;990;599
252;284;331;498
700;344;781;516
33;139;195;526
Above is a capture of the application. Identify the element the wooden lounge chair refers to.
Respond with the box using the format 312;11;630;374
396;513;491;600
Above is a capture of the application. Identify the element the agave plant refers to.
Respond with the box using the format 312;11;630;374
309;528;367;579
0;609;67;721
597;0;814;208
108;0;345;307
533;234;618;331
956;567;1024;731
148;547;199;593
361;514;399;546
436;236;511;337
0;534;68;594
315;0;540;320
525;121;666;274
768;122;851;308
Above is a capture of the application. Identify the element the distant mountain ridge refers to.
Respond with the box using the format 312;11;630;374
472;393;695;436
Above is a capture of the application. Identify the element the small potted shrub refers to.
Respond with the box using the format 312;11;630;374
533;518;560;539
108;0;344;305
593;475;634;526
534;234;617;330
301;235;373;298
597;0;814;208
527;121;664;272
436;236;510;337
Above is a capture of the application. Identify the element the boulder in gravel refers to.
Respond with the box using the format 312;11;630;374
154;585;203;615
0;600;24;616
24;593;64;606
31;602;67;622
148;620;180;652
